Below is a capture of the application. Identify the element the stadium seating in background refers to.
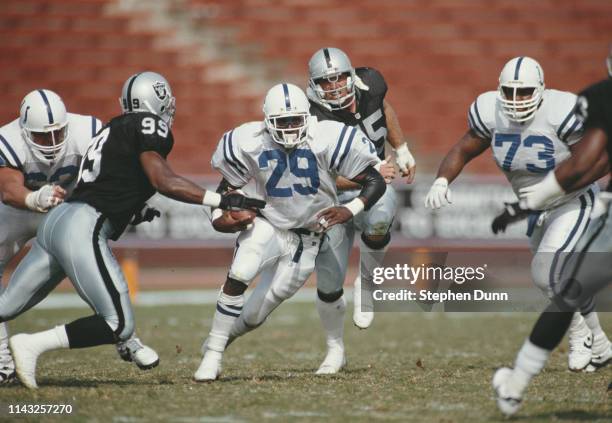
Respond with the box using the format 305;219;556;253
1;0;611;174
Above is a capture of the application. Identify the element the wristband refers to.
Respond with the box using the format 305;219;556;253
25;191;40;211
343;198;365;216
202;191;221;208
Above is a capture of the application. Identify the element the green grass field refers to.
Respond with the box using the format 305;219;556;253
2;303;611;422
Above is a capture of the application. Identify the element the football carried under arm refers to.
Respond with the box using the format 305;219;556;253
0;167;65;212
210;179;258;233
140;151;266;210
424;129;491;209
317;165;386;229
384;100;416;183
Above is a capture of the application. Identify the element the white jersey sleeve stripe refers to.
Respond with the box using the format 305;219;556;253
227;130;248;173
471;101;491;138
335;127;358;171
329;125;349;170
561;119;582;143
91;116;99;137
0;134;22;169
468;108;489;139
556;108;575;139
222;131;246;177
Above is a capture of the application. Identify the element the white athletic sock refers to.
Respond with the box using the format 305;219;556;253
0;322;9;346
28;326;70;355
205;291;244;353
316;295;346;347
359;240;387;311
569;313;590;338
583;312;604;338
510;340;550;395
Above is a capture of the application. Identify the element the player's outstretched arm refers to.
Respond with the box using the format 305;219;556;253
318;165;386;229
519;128;609;210
559;128;609;192
140;151;265;210
384;100;416;183
425;129;490;209
0;167;65;211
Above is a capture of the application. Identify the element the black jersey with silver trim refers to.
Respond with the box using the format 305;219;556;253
70;112;173;239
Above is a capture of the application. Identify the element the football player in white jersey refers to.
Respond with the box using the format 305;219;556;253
193;83;386;381
0;90;158;383
424;57;610;371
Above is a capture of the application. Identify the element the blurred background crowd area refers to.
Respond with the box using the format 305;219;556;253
1;0;610;175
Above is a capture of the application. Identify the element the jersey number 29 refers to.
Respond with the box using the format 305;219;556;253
259;149;320;197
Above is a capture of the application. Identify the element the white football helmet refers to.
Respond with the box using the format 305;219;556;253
497;57;545;123
19;89;70;164
263;83;310;148
119;71;176;127
308;47;356;110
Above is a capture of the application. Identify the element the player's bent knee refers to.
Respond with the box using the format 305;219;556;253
361;231;391;250
317;288;343;303
223;277;248;296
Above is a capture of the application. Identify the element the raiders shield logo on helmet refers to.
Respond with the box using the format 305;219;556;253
153;82;168;101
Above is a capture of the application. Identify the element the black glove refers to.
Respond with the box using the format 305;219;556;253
491;201;529;234
218;192;266;211
130;203;161;225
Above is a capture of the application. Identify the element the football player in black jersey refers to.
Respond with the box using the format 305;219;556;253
493;59;612;416
306;47;416;373
0;71;265;389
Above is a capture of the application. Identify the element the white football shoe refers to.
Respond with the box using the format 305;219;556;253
8;334;39;389
353;276;374;329
568;330;593;371
492;367;523;416
585;334;612;372
116;337;159;370
194;350;223;382
316;342;346;375
0;345;15;384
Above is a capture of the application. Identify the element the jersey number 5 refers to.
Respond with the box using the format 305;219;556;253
78;127;110;183
259;149;320;197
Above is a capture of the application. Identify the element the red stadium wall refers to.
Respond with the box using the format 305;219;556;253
1;0;610;175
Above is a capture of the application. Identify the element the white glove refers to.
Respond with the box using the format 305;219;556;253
424;177;452;209
518;171;565;210
396;143;415;172
25;184;65;212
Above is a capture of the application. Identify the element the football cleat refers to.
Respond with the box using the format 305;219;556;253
194;350;223;382
492;367;523;416
585;335;612;372
0;347;16;384
353;276;374;329
116;337;159;370
8;334;39;389
316;343;346;375
568;330;593;371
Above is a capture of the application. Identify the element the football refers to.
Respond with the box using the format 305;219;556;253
229;209;257;222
